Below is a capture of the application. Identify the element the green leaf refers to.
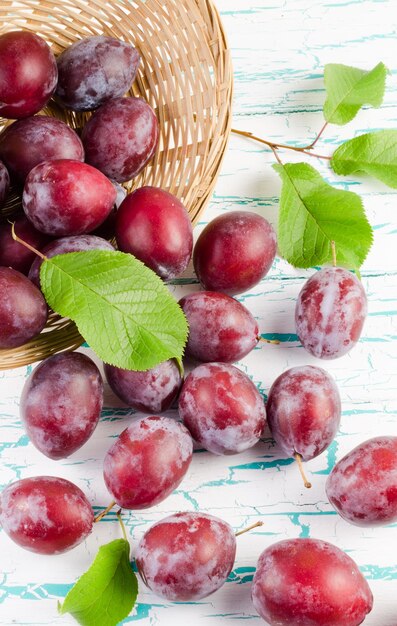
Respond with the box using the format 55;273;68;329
323;62;387;125
273;162;373;269
58;539;138;626
40;250;188;371
331;130;397;188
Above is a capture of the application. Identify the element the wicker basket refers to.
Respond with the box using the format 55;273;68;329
0;0;233;370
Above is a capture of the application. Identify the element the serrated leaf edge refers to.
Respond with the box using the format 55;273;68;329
273;162;373;269
274;163;332;266
324;62;387;125
58;539;138;626
40;250;189;371
331;130;397;186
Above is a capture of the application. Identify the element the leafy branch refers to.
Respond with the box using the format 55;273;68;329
231;126;331;161
232;62;393;270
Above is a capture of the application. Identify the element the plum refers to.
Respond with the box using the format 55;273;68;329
296;267;367;359
0;160;10;207
56;35;140;111
267;365;341;486
179;291;259;362
81;97;159;183
0;215;50;275
104;359;182;413
115;186;193;279
0;476;93;554
0;116;84;183
326;436;397;526
179;362;266;455
21;352;103;459
193;211;277;295
22;160;117;236
252;538;373;626
103;416;193;509
0;31;57;119
29;234;114;287
0;267;47;348
137;512;236;601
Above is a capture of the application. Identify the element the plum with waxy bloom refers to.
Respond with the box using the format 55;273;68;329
82;97;159;183
0;476;93;554
23;160;117;236
0;116;84;183
179;291;259;363
21;352;103;460
266;365;341;461
56;35;140;111
29;234;114;287
326;436;397;526
0;267;47;349
179;362;266;455
136;512;236;601
0;160;10;207
105;359;182;413
295;267;367;359
252;538;373;626
103;416;193;509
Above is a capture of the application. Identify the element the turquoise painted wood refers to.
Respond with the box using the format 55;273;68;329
1;1;396;624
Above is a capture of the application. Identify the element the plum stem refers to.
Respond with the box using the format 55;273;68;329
94;500;116;523
331;241;337;267
231;127;331;161
235;520;264;537
9;222;47;260
116;509;128;542
257;335;280;345
294;453;312;489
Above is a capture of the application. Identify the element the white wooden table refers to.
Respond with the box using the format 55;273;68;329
1;1;396;624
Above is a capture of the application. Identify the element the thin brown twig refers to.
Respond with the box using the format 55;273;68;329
300;149;331;161
270;143;283;165
303;121;329;150
232;127;301;152
231;127;331;161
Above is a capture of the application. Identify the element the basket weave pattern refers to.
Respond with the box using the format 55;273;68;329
0;0;233;370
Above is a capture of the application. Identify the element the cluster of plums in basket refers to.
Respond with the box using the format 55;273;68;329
0;30;159;349
0;30;396;626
